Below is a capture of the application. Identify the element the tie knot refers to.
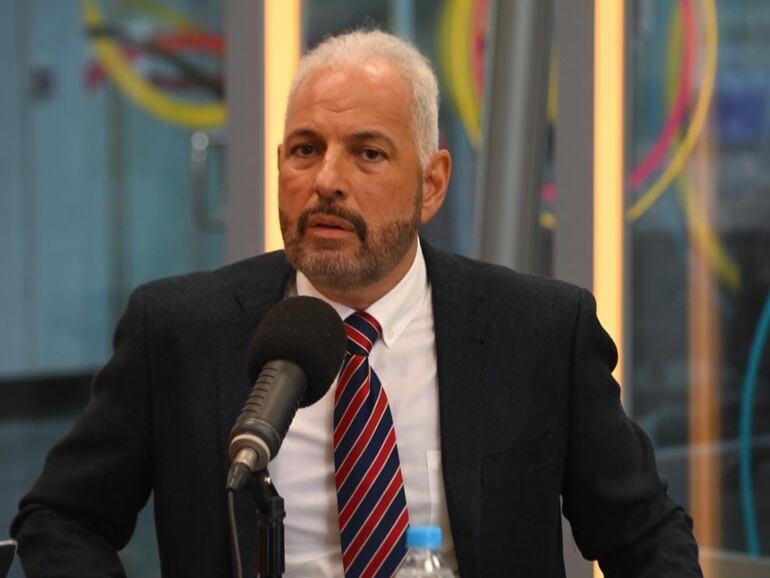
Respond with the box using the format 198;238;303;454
344;311;381;356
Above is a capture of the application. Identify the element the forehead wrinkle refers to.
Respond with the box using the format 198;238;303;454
285;68;365;122
286;104;404;144
284;61;416;154
289;93;360;117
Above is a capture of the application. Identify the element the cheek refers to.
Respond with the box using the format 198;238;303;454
278;171;313;210
370;179;420;218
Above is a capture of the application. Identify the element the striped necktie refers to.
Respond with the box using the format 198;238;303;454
334;311;410;577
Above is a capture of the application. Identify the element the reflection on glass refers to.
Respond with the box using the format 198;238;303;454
629;0;770;573
1;2;225;577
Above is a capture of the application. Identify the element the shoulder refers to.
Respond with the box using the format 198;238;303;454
423;242;584;316
127;251;291;321
425;247;615;368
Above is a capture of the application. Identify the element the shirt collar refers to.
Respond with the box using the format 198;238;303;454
295;239;429;349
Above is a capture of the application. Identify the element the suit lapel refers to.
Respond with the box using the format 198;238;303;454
424;243;488;578
214;245;489;576
214;253;293;567
216;253;294;468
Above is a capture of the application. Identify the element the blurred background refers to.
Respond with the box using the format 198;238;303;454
0;1;768;577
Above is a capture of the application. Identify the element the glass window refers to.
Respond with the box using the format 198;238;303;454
1;2;225;576
629;0;770;572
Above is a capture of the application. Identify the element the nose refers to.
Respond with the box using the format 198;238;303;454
314;148;347;200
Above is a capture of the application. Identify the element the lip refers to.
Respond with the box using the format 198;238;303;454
306;214;355;232
303;214;357;241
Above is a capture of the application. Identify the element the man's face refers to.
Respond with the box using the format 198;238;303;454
278;60;427;292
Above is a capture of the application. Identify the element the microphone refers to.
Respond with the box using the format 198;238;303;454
226;296;347;490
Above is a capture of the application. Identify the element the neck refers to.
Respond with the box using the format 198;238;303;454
310;240;418;310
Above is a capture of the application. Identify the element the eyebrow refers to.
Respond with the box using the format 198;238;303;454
285;127;397;151
349;130;397;151
285;128;321;141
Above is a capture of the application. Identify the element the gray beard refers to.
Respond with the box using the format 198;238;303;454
280;192;421;290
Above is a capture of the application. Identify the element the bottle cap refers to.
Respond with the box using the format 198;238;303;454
406;525;442;549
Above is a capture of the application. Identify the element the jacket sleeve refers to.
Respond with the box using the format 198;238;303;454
561;289;703;577
10;286;153;578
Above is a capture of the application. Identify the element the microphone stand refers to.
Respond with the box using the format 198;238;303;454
244;469;285;578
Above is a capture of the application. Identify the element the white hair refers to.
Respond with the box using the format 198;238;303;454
288;29;440;167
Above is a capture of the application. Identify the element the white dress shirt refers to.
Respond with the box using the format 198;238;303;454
269;241;457;576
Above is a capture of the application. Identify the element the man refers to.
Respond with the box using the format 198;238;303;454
12;30;702;578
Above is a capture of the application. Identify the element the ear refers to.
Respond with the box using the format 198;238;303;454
276;144;282;171
419;149;452;224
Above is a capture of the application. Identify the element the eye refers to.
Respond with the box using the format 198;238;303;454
360;147;386;162
291;143;316;157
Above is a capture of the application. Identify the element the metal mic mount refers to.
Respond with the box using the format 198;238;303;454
243;469;285;578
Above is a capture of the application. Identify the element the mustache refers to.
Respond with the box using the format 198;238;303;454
297;201;368;240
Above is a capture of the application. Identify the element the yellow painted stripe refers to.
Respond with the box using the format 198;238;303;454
593;0;625;570
264;0;300;251
593;0;625;390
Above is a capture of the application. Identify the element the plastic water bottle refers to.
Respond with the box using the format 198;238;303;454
394;525;457;577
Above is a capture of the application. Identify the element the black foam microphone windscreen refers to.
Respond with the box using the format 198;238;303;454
227;296;347;489
247;296;347;405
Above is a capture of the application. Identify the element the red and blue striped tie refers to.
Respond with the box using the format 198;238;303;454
334;311;410;577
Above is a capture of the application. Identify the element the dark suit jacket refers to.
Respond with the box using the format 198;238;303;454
12;244;702;577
